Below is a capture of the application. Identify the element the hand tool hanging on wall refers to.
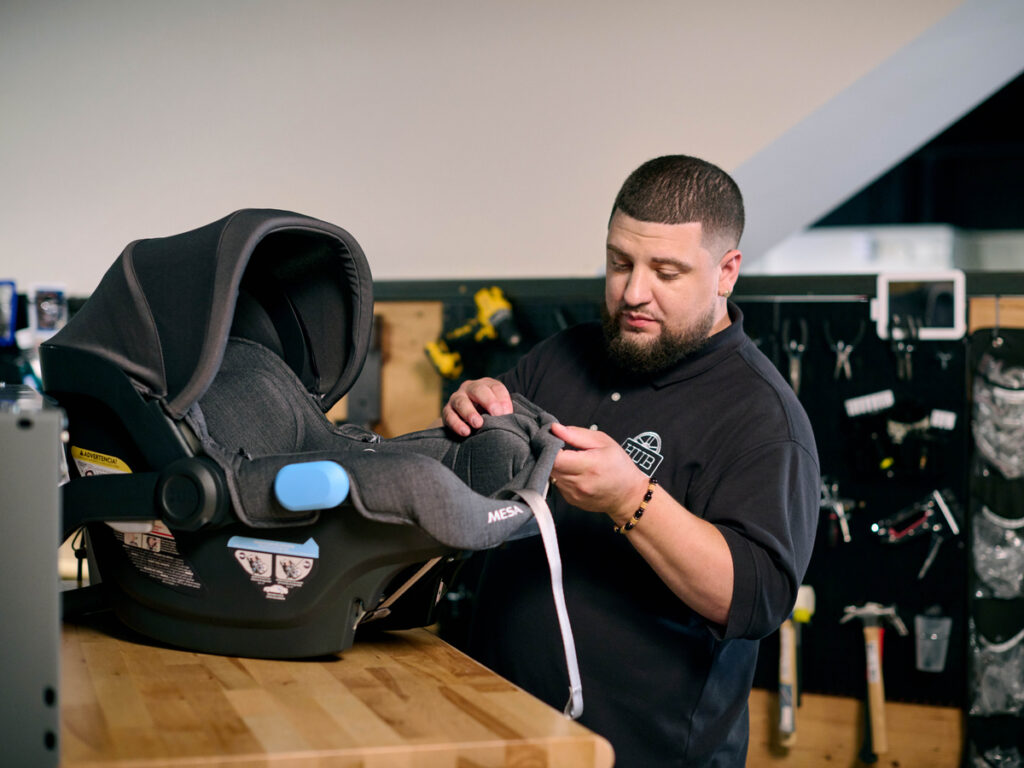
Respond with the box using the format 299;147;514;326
425;286;522;379
782;318;808;396
890;313;920;381
820;476;856;545
973;349;1024;481
870;489;962;579
841;602;909;762
778;585;816;747
865;403;957;481
824;320;866;381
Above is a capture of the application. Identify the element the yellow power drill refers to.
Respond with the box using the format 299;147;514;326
425;286;521;379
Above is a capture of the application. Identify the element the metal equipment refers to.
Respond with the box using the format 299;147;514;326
0;384;64;767
870;488;962;579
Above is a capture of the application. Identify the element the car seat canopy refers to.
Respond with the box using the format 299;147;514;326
48;209;373;419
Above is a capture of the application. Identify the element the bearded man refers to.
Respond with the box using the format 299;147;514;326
441;155;819;768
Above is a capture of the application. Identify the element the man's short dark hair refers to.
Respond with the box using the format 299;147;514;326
611;155;745;250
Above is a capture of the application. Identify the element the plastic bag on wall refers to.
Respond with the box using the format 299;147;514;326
971;744;1023;768
973;505;1024;599
969;620;1024;716
973;355;1024;479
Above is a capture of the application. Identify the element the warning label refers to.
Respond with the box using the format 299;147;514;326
70;446;201;590
228;536;318;601
68;445;202;591
71;445;132;476
114;521;202;592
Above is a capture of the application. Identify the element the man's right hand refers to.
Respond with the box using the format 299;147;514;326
441;377;514;436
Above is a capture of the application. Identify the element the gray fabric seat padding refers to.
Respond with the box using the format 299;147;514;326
186;338;561;549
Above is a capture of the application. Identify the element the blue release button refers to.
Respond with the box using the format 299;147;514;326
274;461;349;512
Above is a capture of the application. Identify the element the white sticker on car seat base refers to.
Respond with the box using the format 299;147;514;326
228;536;318;600
113;520;202;591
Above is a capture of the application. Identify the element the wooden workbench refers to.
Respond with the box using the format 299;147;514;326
61;615;613;767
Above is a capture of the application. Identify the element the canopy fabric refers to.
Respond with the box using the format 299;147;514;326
47;209;374;419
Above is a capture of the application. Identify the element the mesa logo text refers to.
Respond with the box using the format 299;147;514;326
487;504;525;523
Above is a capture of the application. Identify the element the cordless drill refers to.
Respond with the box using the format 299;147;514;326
425;286;521;379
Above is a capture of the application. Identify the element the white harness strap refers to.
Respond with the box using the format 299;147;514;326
513;488;584;719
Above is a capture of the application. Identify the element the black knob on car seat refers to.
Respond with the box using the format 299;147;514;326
157;457;229;531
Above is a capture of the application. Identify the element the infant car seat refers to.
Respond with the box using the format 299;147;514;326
41;210;581;715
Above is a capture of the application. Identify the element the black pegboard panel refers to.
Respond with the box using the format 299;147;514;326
741;299;970;708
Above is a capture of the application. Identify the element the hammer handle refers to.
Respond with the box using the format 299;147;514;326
863;625;888;755
778;618;797;745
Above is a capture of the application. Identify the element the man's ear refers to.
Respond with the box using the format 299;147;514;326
718;249;742;295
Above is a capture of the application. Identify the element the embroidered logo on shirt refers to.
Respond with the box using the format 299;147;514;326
622;431;663;476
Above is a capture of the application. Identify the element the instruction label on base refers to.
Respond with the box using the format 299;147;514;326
228;536;319;601
72;445;203;592
114;520;203;592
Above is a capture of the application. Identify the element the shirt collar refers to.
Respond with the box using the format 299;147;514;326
648;301;747;387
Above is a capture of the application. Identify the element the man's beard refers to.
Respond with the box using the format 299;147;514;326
601;303;716;375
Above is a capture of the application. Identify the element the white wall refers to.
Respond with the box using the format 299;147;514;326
1;0;964;294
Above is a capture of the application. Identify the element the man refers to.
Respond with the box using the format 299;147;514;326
442;155;819;766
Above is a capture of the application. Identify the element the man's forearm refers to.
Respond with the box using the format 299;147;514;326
548;422;736;626
619;490;734;626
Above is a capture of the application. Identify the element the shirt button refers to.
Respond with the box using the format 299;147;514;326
611;392;621;402
589;424;599;430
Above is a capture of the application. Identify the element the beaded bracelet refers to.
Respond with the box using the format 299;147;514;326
614;477;658;534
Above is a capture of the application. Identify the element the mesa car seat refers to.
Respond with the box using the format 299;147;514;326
41;210;581;714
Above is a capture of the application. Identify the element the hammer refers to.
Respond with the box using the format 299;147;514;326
841;602;908;759
778;585;816;747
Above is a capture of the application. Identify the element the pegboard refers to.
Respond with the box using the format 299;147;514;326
740;298;970;708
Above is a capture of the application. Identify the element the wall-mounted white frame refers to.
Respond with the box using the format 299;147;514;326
872;269;966;340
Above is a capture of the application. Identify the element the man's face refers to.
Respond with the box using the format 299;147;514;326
603;210;740;374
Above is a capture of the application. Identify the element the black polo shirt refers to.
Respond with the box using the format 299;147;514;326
465;303;819;767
